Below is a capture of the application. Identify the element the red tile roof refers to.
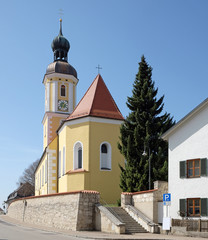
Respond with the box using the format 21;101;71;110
66;74;124;121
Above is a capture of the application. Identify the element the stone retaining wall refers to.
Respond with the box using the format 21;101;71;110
7;191;99;231
121;181;168;223
95;204;125;234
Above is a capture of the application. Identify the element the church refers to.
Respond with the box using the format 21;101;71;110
35;20;125;203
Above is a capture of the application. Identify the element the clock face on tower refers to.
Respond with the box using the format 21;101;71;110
58;100;68;111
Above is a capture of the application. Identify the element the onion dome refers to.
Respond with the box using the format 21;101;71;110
51;19;70;62
45;19;77;78
46;61;77;78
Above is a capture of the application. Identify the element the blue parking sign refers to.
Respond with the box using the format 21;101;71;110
163;193;171;202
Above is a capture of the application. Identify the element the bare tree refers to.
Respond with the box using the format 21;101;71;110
17;159;39;187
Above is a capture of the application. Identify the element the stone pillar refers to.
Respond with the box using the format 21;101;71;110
121;193;132;207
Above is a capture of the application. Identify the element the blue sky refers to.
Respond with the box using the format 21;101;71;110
1;0;208;207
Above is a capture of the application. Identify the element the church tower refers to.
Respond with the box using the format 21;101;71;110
42;19;78;149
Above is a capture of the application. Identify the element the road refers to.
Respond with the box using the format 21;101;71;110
0;216;206;240
0;219;89;240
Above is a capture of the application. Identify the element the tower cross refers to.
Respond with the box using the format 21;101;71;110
59;8;64;18
96;64;102;74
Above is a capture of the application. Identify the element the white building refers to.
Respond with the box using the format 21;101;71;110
162;98;208;219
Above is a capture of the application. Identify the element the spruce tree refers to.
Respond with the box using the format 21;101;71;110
118;55;174;192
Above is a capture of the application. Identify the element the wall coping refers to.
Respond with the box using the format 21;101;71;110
9;190;99;204
122;189;158;195
66;169;89;174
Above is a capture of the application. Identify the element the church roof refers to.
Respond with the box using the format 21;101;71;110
66;74;124;121
46;61;77;78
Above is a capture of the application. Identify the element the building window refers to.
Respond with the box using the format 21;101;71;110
187;159;200;178
35;176;37;190
73;142;83;170
180;198;208;217
100;142;111;170
45;159;47;184
180;158;207;178
78;147;82;168
101;144;107;153
37;173;39;190
62;146;65;176
58;151;61;178
61;85;66;97
42;165;44;186
187;198;200;217
39;170;41;189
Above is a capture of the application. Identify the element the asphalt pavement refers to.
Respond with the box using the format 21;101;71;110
0;215;205;240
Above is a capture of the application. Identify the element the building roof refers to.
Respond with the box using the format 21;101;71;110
45;61;77;78
45;19;77;79
162;97;208;140
65;74;124;121
6;182;34;203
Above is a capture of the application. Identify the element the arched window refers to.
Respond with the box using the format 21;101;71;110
100;142;111;170
74;142;83;170
78;147;82;169
101;144;107;153
61;85;66;97
58;151;61;178
62;146;65;176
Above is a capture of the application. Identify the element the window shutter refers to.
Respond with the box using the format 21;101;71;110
201;158;207;176
180;161;186;178
179;199;187;217
201;198;208;216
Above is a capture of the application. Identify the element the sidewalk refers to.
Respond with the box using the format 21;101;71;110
0;215;204;240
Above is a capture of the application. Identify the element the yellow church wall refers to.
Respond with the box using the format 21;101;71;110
66;173;86;191
48;137;58;193
57;119;124;203
73;85;76;109
88;121;124;204
48;115;65;146
44;76;77;118
35;153;48;196
59;172;87;192
57;126;67;192
35;137;58;196
65;122;90;171
58;81;68;100
58;121;90;193
58;175;68;192
49;82;53;111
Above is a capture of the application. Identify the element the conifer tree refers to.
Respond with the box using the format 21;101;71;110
118;55;174;192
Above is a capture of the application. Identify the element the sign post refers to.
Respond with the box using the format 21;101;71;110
163;193;171;231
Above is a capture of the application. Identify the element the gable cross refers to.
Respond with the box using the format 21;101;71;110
96;64;102;74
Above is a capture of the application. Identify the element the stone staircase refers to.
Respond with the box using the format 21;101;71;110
108;207;148;234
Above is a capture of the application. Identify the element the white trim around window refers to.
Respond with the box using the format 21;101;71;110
100;141;112;171
73;141;83;170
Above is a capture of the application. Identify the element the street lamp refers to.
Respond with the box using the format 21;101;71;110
142;147;151;190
